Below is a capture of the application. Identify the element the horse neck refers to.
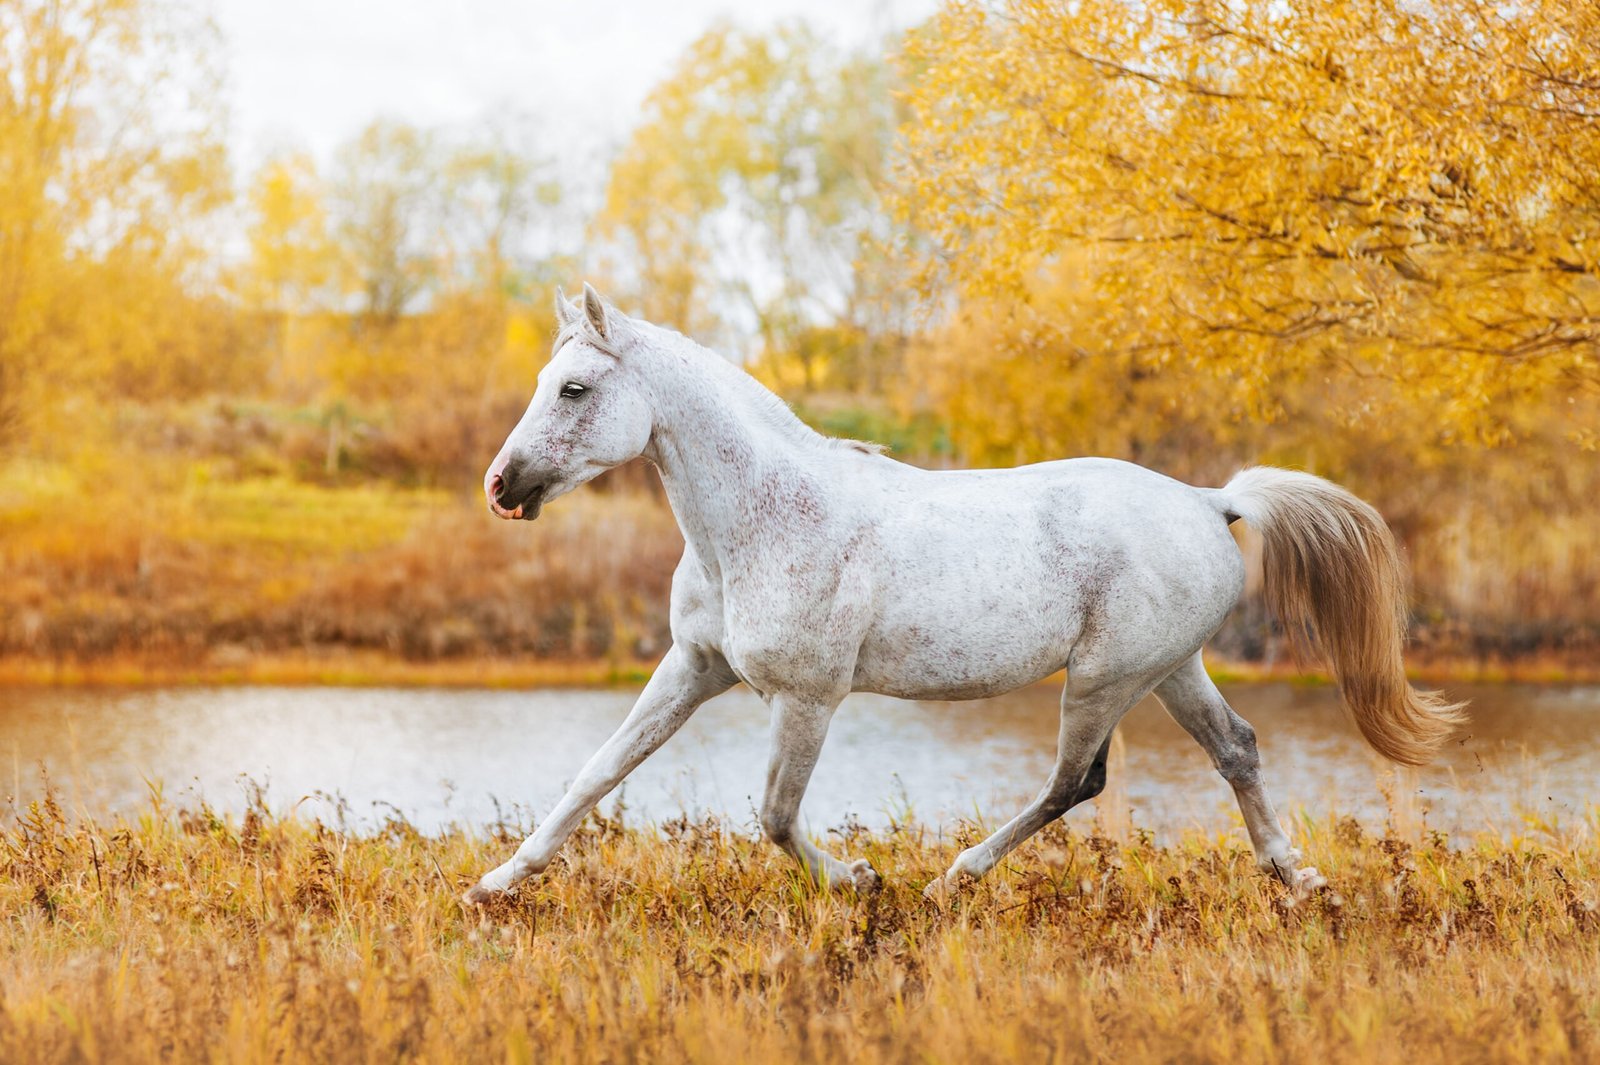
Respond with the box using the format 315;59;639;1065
639;346;819;579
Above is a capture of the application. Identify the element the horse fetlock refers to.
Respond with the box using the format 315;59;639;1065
511;852;551;880
462;865;515;905
922;862;980;902
461;882;501;907
1258;845;1306;884
1257;849;1326;901
759;815;795;848
462;852;551;905
932;846;988;889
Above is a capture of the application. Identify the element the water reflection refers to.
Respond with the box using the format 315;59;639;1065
2;682;1594;839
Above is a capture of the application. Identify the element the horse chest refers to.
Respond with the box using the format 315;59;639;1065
715;595;838;689
715;558;869;692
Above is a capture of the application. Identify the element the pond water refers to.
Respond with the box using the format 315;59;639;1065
2;682;1595;840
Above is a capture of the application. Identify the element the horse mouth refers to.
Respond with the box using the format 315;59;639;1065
491;484;547;521
516;490;546;520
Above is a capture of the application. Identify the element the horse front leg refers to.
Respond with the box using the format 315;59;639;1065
759;691;881;893
463;645;734;904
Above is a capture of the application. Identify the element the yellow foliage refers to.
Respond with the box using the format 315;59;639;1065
242;153;336;320
894;0;1600;439
0;3;1591;669
0;0;228;442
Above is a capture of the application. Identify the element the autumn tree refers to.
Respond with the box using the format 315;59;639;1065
894;0;1600;443
439;114;566;296
244;154;334;316
240;152;336;390
417;116;570;467
597;23;904;388
259;116;569;474
0;0;227;442
326;116;566;321
329;120;444;327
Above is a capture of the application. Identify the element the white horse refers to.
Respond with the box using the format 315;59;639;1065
463;283;1464;904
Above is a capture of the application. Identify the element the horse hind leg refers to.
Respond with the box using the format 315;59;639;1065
925;669;1154;896
1154;651;1325;897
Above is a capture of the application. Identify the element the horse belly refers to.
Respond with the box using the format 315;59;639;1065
851;587;1077;700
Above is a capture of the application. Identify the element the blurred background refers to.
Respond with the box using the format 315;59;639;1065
1;0;1596;686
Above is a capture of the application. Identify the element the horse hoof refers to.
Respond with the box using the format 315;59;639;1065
847;858;882;895
923;873;966;904
462;883;500;906
1292;866;1327;900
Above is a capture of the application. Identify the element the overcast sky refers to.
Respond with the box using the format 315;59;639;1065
213;0;936;169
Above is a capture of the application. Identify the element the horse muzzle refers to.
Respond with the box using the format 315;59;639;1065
486;470;549;521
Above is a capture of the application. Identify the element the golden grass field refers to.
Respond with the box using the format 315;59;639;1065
5;785;1597;1064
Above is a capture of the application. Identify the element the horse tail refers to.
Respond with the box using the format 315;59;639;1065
1209;466;1466;766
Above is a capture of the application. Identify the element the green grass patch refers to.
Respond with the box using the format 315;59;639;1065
163;475;449;556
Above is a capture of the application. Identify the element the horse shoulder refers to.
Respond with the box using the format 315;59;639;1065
720;519;880;694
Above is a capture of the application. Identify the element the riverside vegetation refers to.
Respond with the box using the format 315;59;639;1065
3;782;1598;1063
2;430;1594;685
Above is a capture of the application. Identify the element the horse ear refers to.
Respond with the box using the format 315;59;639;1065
582;282;611;341
554;286;578;328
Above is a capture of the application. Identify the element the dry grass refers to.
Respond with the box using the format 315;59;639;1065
4;786;1599;1064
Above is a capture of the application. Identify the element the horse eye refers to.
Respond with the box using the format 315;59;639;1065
559;382;587;399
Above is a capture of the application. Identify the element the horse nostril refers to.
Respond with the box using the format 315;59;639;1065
490;473;504;496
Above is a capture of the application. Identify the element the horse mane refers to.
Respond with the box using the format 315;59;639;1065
715;362;888;456
588;314;888;457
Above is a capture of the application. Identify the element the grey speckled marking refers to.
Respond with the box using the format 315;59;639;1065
465;285;1355;903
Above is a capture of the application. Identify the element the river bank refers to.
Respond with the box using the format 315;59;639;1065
0;648;1592;689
